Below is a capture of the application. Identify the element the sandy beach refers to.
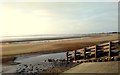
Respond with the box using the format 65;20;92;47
2;34;118;56
1;34;119;64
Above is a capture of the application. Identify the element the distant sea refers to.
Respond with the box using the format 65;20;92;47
1;34;87;43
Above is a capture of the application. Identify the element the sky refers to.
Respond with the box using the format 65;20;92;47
1;1;118;36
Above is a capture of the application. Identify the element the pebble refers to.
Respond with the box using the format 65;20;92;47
15;58;68;74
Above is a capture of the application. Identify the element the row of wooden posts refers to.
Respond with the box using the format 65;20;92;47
66;40;120;62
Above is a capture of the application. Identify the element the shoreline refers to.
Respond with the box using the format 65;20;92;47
1;33;114;44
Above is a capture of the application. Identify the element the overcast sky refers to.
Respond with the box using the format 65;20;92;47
2;2;118;36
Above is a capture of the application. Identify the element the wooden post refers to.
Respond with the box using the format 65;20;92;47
84;48;86;60
108;42;112;61
95;45;98;58
73;50;77;61
66;52;69;61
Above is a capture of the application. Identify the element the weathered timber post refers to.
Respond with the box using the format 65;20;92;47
108;42;112;61
73;50;77;61
95;45;98;58
66;52;69;61
84;48;86;60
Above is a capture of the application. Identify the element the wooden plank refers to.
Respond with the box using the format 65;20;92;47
68;56;72;58
84;48;86;60
103;49;109;52
91;49;95;52
73;50;77;61
98;42;109;47
108;42;112;59
111;46;116;50
98;45;109;49
95;45;98;58
66;52;69;61
87;46;96;50
81;51;96;54
112;40;119;43
77;48;84;51
91;52;95;54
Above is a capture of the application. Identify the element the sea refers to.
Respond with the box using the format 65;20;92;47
1;34;92;44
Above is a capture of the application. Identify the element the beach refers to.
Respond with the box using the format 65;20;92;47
1;33;119;74
2;2;119;74
1;33;118;64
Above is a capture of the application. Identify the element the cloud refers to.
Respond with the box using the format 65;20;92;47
2;2;118;36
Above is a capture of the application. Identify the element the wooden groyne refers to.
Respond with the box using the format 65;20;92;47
66;40;120;63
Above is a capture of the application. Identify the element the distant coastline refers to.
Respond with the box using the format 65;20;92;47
1;32;118;44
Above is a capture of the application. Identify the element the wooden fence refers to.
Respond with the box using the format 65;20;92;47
66;40;120;63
